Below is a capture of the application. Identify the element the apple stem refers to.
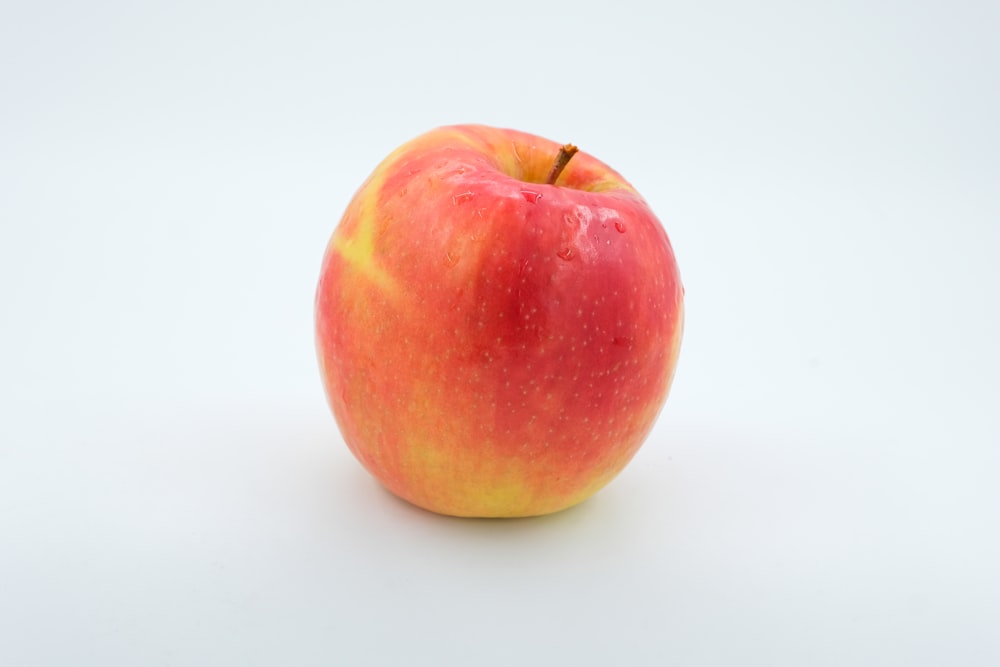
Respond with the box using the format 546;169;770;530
545;144;579;185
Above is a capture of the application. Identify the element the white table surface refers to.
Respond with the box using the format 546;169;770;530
2;1;998;665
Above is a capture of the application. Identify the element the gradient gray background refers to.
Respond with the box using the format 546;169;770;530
2;1;998;665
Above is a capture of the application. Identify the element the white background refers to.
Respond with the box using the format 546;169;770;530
2;1;998;665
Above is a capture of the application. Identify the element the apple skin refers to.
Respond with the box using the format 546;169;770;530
315;124;683;517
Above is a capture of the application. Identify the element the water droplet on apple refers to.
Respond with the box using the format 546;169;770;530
452;191;474;205
520;190;542;203
557;247;574;261
614;221;626;233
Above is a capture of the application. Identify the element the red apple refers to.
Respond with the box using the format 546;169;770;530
315;124;683;517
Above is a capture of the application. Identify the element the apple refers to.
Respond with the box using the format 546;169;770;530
315;124;683;517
